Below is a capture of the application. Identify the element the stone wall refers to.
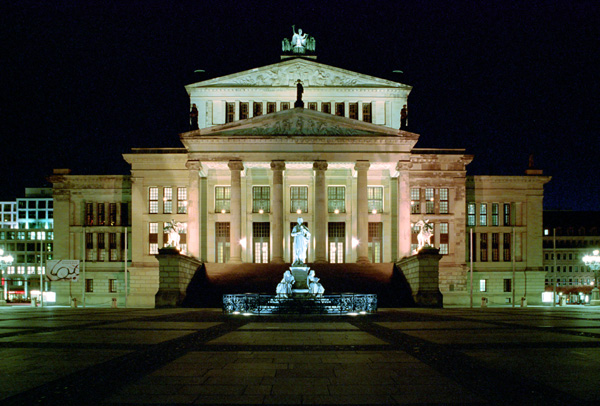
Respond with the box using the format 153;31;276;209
396;247;443;307
155;248;202;307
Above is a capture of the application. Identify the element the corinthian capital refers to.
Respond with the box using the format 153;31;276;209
270;160;286;171
228;160;244;171
313;161;328;171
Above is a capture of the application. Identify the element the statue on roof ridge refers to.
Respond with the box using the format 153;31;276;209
282;25;316;54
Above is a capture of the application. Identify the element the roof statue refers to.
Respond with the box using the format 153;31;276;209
282;25;316;54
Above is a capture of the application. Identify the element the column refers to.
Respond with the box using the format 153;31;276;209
313;161;328;263
270;161;285;264
228;160;244;263
396;161;412;259
185;160;202;259
355;160;370;264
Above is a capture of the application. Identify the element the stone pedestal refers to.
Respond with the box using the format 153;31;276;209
590;287;600;306
290;266;310;293
396;247;443;307
155;248;203;307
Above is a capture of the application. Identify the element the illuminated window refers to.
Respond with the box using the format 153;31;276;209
327;187;345;213
163;187;173;214
503;203;511;226
149;222;158;255
253;222;270;263
239;102;249;120
267;102;276;114
368;187;383;213
349;103;358;120
439;188;449;214
362;103;372;123
425;188;434;214
410;188;420;214
491;203;499;226
329;222;345;263
440;222;449;254
280;102;290;111
177;188;187;214
335;102;345;117
479;279;487;292
215;222;230;263
308;102;317;111
368;222;382;263
253;102;263;117
215;186;231;213
321;102;331;114
225;102;235;123
479;203;487;226
290;186;308;213
149;187;158;214
467;202;476;226
252;187;270;213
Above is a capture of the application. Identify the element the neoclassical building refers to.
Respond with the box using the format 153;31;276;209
49;43;550;307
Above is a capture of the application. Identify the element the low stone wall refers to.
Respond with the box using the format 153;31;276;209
155;248;203;307
396;247;443;307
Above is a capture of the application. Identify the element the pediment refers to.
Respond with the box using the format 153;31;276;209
186;58;411;89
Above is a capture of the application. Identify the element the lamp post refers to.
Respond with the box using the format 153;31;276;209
583;249;600;306
0;248;14;304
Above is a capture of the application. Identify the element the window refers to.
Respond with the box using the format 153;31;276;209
225;102;235;123
267;102;276;114
479;233;488;262
411;188;420;214
349;103;358;119
368;222;382;263
86;233;95;261
109;203;117;226
85;203;94;226
215;222;230;263
362;103;372;123
252;186;270;213
109;279;117;293
328;222;345;263
149;222;158;255
503;278;512;293
503;203;511;226
480;279;487;292
492;203;499;226
163;187;173;214
335;102;345;117
239;102;249;120
321;102;331;114
479;203;487;226
280;102;290;111
177;188;187;214
328;187;346;213
149;187;158;214
503;233;511;261
492;233;499;261
97;233;105;261
425;188;434;214
368;187;383;213
253;222;270;263
98;203;105;226
85;279;94;293
215;186;231;213
440;222;449;254
290;186;308;213
253;102;262;117
439;188;449;214
109;233;117;261
307;102;317;111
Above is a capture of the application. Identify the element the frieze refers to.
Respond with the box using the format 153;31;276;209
220;116;367;136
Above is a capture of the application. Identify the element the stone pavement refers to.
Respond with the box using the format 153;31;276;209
1;306;599;405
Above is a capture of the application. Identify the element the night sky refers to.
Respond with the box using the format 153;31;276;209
2;1;599;210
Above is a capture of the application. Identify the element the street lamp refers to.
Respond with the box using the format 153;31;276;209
0;248;14;304
583;249;600;306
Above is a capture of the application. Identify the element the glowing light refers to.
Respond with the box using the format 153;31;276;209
430;198;434;202
359;311;367;315
296;209;302;214
371;209;377;214
239;238;246;249
232;311;240;315
221;209;226;214
348;312;359;316
242;312;252;316
352;237;359;248
541;292;554;303
334;209;340;214
259;209;264;214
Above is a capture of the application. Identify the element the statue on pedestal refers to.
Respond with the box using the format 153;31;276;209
164;220;184;251
276;270;295;298
291;218;310;266
282;26;316;54
307;270;325;297
415;219;433;251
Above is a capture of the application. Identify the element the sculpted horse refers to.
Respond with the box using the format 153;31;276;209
415;219;433;249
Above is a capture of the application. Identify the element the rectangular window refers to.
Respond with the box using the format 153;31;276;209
467;202;476;226
177;188;187;214
492;203;499;226
225;102;235;123
163;187;173;214
97;233;105;262
239;102;249;120
149;187;158;214
440;222;449;255
308;102;317;111
85;202;94;226
410;188;420;214
280;102;290;111
109;279;117;293
108;203;117;226
503;278;512;293
328;186;346;213
253;102;263;117
439;188;449;214
504;203;511;226
253;222;270;263
503;233;511;261
97;203;105;226
321;102;331;114
425;188;435;214
267;102;276;114
215;186;231;213
335;102;345;117
349;103;358;120
85;279;93;293
479;279;487;292
328;222;345;263
479;233;488;262
216;222;230;263
149;222;158;255
109;233;117;261
120;203;129;226
86;233;95;261
252;187;270;213
480;203;488;226
368;222;382;263
492;233;499;261
290;186;308;214
368;187;383;213
362;103;372;123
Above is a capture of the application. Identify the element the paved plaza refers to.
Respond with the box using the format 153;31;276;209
1;305;599;405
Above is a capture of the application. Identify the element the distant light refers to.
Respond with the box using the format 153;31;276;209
259;209;264;214
221;209;226;214
371;209;377;214
347;312;359;316
352;237;359;248
393;70;403;74
334;209;340;214
296;209;302;214
239;238;246;249
242;312;252;316
194;69;205;73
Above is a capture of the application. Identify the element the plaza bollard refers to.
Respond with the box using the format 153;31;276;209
521;297;527;308
481;297;488;308
560;296;566;306
31;298;37;307
111;297;117;308
71;298;77;308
